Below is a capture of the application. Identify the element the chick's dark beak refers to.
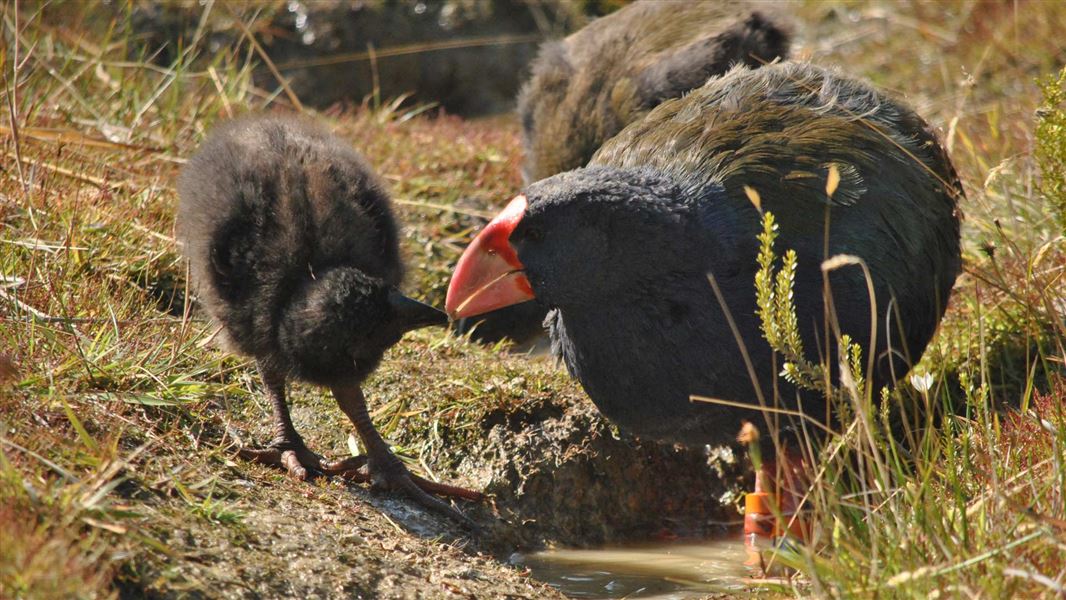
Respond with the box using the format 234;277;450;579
446;195;535;319
388;290;449;332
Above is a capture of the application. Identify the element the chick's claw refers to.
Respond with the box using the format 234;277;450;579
321;455;371;482
237;440;325;481
368;456;480;530
408;473;485;503
323;453;481;528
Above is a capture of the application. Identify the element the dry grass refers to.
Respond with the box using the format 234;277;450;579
1;0;1064;598
739;2;1066;597
0;3;540;597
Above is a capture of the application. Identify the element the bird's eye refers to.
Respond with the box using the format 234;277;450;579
524;226;544;242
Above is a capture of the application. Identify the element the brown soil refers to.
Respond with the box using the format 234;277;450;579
108;337;743;599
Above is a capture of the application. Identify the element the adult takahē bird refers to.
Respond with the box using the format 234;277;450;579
447;61;962;466
519;0;790;184
461;0;790;345
178;115;480;525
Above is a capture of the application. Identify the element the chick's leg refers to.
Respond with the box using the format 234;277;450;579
330;384;483;527
237;361;325;480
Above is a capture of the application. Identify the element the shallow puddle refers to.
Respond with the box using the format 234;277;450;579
513;537;753;599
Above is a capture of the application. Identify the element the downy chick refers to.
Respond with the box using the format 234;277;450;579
178;115;480;526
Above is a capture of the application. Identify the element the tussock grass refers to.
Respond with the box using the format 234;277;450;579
1;1;1064;598
750;201;1065;596
1036;67;1066;236
740;4;1066;596
0;2;536;596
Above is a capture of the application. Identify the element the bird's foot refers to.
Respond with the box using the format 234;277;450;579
237;435;327;481
359;450;483;529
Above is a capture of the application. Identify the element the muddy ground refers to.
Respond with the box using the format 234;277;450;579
101;332;745;599
6;1;1066;597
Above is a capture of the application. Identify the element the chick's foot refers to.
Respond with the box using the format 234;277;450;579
237;435;326;481
331;383;483;529
366;448;483;528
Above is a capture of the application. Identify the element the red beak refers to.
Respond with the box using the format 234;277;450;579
446;195;535;319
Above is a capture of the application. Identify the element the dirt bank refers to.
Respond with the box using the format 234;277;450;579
88;332;744;598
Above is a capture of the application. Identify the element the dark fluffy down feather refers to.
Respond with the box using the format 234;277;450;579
177;115;403;385
177;116;478;522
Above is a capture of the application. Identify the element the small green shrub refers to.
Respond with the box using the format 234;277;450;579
748;205;1065;596
1035;66;1066;235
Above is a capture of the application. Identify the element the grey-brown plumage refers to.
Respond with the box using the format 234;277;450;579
460;1;790;345
518;0;790;183
177;115;479;525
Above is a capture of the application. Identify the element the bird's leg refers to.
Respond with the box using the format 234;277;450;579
744;447;809;573
237;361;325;480
771;450;808;523
329;383;483;528
744;448;809;542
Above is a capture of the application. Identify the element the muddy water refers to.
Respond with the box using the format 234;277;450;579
513;537;752;599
